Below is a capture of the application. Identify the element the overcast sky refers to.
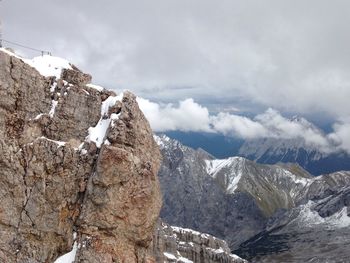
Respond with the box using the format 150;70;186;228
2;0;350;152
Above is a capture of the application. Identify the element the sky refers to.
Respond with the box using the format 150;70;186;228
1;0;350;153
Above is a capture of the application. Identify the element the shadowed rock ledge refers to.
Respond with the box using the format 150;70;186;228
0;49;162;263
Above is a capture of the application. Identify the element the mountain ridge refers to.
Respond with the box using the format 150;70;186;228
156;133;350;261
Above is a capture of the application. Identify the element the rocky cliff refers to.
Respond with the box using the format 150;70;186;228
152;221;247;263
0;49;162;263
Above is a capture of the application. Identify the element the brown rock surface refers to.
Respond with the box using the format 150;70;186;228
0;50;161;263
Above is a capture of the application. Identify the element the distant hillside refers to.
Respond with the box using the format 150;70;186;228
163;131;244;158
162;130;350;175
239;137;350;175
155;134;350;262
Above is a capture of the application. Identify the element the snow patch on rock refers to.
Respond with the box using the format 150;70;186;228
205;157;245;194
299;201;350;228
49;100;58;118
53;241;78;263
86;93;123;148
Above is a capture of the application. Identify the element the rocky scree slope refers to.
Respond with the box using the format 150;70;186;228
156;134;350;253
0;49;162;263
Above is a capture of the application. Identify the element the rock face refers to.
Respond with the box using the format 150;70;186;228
151;221;247;263
0;49;161;263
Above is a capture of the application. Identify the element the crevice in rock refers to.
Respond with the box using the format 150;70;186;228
18;147;34;229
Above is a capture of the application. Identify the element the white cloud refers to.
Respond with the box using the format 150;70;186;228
328;123;350;154
255;109;332;151
211;112;268;139
138;97;350;154
137;97;211;132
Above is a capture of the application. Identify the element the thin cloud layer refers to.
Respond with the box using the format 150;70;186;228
138;98;350;154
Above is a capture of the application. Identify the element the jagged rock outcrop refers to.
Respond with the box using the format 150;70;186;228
0;49;161;263
151;221;247;263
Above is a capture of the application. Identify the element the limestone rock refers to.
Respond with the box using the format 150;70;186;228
0;49;161;263
61;67;92;86
76;92;162;263
151;221;248;263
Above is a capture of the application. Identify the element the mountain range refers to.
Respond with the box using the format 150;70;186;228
164;127;350;175
239;136;350;176
156;134;350;262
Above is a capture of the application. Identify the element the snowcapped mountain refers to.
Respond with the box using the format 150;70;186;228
237;115;350;175
155;134;350;261
239;136;350;175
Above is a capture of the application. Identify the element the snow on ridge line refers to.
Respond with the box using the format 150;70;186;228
25;55;72;79
0;48;24;60
205;156;245;175
1;48;112;94
0;48;72;79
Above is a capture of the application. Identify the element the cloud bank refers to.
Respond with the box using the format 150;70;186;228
138;97;350;154
3;0;350;154
3;0;350;119
137;97;211;132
